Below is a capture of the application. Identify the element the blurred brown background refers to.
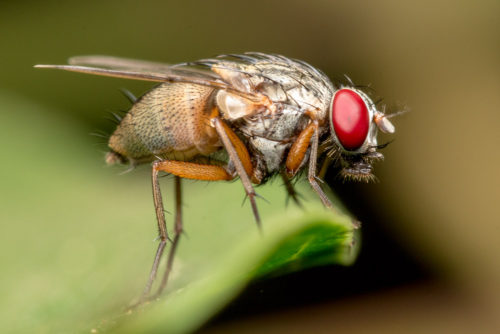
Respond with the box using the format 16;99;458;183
1;0;499;332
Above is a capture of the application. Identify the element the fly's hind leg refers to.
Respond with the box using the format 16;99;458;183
141;159;234;300
153;176;182;299
136;160;171;305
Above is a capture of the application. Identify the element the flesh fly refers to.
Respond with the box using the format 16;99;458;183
36;53;397;302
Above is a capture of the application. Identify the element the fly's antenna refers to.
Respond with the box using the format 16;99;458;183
384;108;409;119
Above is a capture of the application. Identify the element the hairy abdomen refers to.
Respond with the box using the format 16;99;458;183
108;83;221;164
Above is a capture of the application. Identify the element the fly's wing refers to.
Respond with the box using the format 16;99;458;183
34;55;262;101
68;55;182;72
68;55;222;80
35;54;320;117
36;56;226;86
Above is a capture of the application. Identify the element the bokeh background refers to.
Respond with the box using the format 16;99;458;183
1;0;499;332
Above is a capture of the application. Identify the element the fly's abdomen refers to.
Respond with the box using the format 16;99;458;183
108;83;220;163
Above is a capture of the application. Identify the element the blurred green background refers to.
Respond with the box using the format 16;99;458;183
1;0;499;332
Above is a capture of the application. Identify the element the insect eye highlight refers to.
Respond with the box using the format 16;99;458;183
331;89;370;151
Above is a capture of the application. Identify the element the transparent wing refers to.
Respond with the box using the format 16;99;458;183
68;55;221;79
34;54;272;102
68;55;180;72
36;55;226;85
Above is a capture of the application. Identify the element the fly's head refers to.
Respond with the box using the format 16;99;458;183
326;87;398;182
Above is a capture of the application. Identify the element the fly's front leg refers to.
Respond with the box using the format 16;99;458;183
285;122;316;177
306;123;334;209
285;121;334;210
212;117;262;229
280;170;303;208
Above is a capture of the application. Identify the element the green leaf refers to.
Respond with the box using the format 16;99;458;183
0;91;359;334
108;205;358;334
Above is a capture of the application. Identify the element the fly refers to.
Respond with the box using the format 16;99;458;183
35;52;398;303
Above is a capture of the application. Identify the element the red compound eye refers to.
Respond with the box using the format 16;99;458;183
331;89;370;151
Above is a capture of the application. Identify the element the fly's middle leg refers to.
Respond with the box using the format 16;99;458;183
212;117;262;230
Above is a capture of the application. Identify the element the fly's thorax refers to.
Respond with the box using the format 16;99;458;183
248;137;290;178
208;55;337;177
237;106;316;179
239;105;308;142
213;54;335;126
108;82;221;164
